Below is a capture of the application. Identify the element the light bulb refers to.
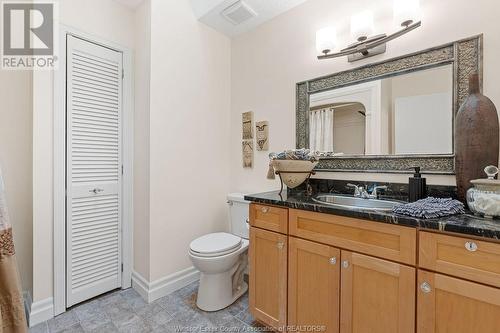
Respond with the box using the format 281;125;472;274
351;11;375;42
316;27;337;55
394;0;421;27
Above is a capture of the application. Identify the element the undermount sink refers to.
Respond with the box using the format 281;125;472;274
312;194;403;211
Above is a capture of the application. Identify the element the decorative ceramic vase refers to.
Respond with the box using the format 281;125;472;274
455;73;499;203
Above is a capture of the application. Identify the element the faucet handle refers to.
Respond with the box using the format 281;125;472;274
347;183;362;196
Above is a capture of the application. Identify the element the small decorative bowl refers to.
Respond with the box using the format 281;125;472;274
272;160;318;189
467;166;500;219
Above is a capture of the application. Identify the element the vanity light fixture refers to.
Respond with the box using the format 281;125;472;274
317;0;421;62
350;10;375;42
316;27;337;55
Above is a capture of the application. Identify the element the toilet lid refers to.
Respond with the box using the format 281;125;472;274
190;232;242;256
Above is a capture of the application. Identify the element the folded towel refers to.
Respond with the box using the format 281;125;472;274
392;197;465;219
269;149;317;161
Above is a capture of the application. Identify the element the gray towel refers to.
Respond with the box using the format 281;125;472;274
269;149;316;161
392;197;465;219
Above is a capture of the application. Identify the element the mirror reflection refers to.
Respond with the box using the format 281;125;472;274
309;64;453;155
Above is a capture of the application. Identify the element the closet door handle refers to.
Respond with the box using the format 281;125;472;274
90;188;104;194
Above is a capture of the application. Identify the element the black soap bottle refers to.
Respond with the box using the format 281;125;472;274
409;167;427;202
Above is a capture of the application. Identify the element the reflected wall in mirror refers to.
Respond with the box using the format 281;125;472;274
309;65;453;156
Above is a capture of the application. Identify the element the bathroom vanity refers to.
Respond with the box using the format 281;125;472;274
245;34;499;332
246;191;500;333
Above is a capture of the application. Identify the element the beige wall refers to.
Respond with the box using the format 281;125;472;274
230;0;500;192
0;71;33;294
133;0;151;282
32;0;136;302
147;0;231;281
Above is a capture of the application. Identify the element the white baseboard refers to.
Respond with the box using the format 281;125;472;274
132;266;200;303
24;293;54;327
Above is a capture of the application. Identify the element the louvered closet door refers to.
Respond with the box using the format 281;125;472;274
66;35;123;307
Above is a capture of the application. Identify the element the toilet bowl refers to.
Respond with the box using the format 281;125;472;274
189;194;250;311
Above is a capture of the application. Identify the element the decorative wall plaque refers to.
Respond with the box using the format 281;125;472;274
242;111;254;140
256;121;269;151
242;140;253;168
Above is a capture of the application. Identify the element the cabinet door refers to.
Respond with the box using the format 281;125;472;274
340;251;415;333
249;227;287;329
288;237;340;333
418;270;500;333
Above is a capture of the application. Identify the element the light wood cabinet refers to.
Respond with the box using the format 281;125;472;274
289;209;417;265
340;251;415;333
249;227;287;330
417;270;500;333
419;231;500;288
249;204;500;332
250;203;288;234
288;237;340;333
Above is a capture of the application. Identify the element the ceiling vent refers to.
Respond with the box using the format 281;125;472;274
221;1;257;26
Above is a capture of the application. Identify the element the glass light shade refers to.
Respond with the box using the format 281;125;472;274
394;0;421;27
350;11;375;41
316;27;337;54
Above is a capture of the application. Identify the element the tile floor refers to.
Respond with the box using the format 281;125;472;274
29;282;262;333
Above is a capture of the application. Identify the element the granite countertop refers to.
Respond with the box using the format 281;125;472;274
244;191;500;241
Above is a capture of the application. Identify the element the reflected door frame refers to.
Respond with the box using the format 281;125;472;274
309;81;384;155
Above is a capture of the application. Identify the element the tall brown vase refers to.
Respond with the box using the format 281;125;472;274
455;73;499;203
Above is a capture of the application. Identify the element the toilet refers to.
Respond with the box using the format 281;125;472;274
189;193;250;311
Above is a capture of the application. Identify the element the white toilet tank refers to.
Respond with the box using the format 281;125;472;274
227;193;250;239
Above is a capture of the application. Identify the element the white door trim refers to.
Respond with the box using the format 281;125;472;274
53;24;134;315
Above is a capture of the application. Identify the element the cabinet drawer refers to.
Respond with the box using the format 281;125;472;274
250;203;288;234
419;231;500;288
289;209;416;265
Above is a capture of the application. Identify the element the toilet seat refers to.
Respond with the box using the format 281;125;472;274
190;232;242;258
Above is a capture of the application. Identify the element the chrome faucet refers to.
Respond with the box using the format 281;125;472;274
347;184;388;199
371;185;388;199
347;183;365;197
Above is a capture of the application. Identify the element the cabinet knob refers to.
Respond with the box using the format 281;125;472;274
420;282;432;294
261;207;270;213
465;241;478;252
342;260;349;268
277;242;284;250
329;257;337;265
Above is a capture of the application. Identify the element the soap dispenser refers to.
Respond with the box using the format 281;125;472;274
409;167;427;202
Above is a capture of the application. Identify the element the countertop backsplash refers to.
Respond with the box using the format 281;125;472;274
289;178;457;202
